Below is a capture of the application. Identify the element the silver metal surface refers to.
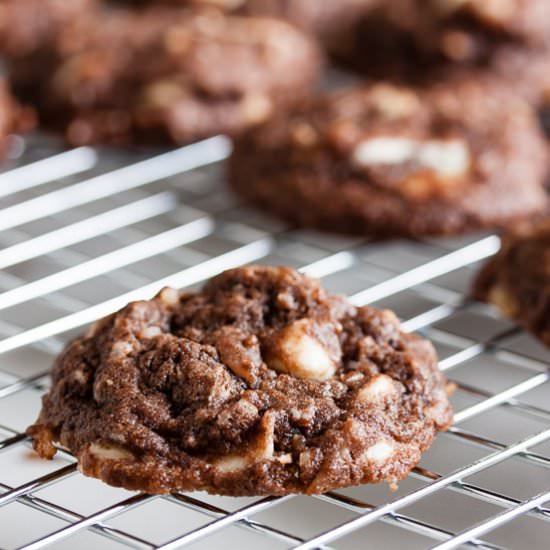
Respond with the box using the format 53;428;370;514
0;132;549;550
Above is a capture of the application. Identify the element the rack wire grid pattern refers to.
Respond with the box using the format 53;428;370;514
0;131;549;550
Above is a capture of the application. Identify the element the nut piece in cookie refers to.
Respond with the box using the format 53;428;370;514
8;3;321;146
28;266;452;496
229;78;549;237
473;220;550;347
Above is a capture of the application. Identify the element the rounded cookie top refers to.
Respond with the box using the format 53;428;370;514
28;266;452;496
9;4;321;145
473;220;550;347
229;78;549;237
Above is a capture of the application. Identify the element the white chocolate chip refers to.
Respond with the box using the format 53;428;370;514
265;319;337;381
277;453;293;465
357;374;400;404
250;412;275;461
89;442;133;460
216;454;248;473
352;137;470;177
141;326;162;338
144;80;185;107
370;85;421;119
364;440;395;464
110;341;133;358
158;287;180;306
418;140;470;176
353;137;416;165
215;412;276;472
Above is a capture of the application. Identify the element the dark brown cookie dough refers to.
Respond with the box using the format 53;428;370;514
0;78;35;159
28;266;452;496
8;4;321;146
229;77;549;238
473;221;550;347
0;0;97;58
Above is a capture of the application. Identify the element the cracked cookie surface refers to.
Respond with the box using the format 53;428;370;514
229;78;549;237
28;266;452;495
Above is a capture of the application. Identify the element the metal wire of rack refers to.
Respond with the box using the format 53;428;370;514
0;132;549;550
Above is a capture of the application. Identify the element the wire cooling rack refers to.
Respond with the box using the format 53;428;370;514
0;132;549;550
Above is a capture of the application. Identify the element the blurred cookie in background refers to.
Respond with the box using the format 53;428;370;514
473;219;550;348
229;76;549;238
5;3;321;146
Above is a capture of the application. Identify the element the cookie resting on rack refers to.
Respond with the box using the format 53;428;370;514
473;220;550;348
7;3;321;146
28;266;453;496
229;78;549;237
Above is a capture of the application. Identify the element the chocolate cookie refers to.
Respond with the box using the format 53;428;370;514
229;78;549;238
28;266;452;496
0;78;35;159
473;221;550;347
8;4;321;146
